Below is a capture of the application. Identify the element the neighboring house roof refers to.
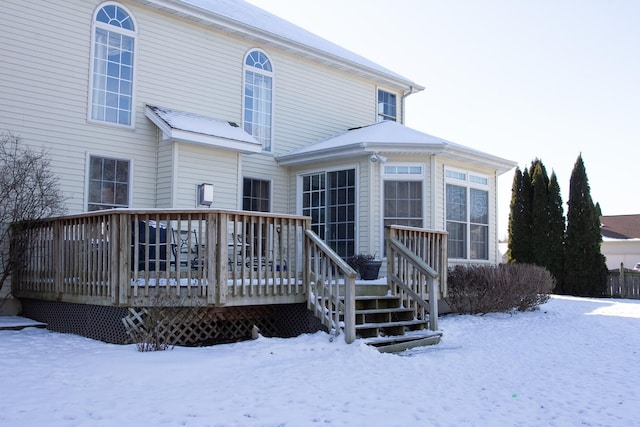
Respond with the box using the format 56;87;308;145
601;214;640;240
144;105;262;154
136;0;423;92
276;121;517;174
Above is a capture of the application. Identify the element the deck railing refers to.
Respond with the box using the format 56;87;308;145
12;209;309;307
386;225;448;331
304;230;357;343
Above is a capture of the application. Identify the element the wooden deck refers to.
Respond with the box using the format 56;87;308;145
11;210;447;345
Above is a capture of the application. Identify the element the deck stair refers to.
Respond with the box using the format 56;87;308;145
353;282;441;353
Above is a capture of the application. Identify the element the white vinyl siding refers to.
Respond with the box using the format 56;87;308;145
1;0;410;218
174;143;240;209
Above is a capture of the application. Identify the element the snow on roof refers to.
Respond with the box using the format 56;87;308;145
281;121;450;156
277;121;517;173
155;0;422;90
144;105;262;154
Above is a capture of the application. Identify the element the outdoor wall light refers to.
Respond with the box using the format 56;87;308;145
369;153;387;163
197;183;214;207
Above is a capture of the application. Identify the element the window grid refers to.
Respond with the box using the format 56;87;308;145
302;170;355;258
91;4;135;126
377;89;397;122
243;178;270;212
383;181;423;228
327;170;356;258
445;169;490;260
244;50;273;152
88;155;130;211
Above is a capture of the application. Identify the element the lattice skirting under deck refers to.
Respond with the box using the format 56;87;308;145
20;299;324;346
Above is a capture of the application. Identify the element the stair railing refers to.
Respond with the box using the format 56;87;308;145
386;226;447;331
304;230;357;343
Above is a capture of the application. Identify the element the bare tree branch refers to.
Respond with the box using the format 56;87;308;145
0;132;66;302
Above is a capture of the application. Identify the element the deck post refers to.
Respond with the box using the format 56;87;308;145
117;213;129;306
429;277;439;331
343;274;356;343
54;220;64;296
216;212;228;305
207;212;218;305
109;213;119;304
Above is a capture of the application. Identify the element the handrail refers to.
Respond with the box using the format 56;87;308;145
304;229;357;343
386;226;447;331
388;236;439;330
389;236;439;279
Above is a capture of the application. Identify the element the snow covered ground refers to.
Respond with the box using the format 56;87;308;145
1;295;639;426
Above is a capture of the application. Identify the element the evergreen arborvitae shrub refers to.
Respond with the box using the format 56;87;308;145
563;155;607;297
445;264;554;315
507;167;533;263
546;172;566;292
530;161;551;268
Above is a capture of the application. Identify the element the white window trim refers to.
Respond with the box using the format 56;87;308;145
242;48;275;153
444;167;491;261
296;164;360;256
381;163;426;257
84;152;133;211
242;176;273;212
376;87;398;122
87;2;138;129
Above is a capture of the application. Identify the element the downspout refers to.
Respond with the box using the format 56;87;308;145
400;85;419;124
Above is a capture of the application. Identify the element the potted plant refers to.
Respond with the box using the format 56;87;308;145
346;253;382;280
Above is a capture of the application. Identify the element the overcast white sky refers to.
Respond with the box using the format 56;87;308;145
247;0;640;238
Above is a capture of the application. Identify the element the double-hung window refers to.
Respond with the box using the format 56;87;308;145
243;178;271;255
377;89;397;122
445;169;490;260
244;50;273;152
243;178;271;212
383;165;423;228
87;155;130;211
89;3;136;126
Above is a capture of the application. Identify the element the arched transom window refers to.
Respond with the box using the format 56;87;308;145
243;50;273;152
89;3;136;126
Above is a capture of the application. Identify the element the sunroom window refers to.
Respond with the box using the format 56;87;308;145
89;3;136;126
445;169;490;260
244;50;273;152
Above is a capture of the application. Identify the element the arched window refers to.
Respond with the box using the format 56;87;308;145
89;3;136;126
243;50;273;152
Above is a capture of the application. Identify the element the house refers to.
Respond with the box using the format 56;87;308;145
600;215;640;270
0;0;515;347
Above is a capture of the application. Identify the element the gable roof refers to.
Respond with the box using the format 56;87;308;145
276;121;517;174
601;214;640;239
135;0;423;92
144;105;262;154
